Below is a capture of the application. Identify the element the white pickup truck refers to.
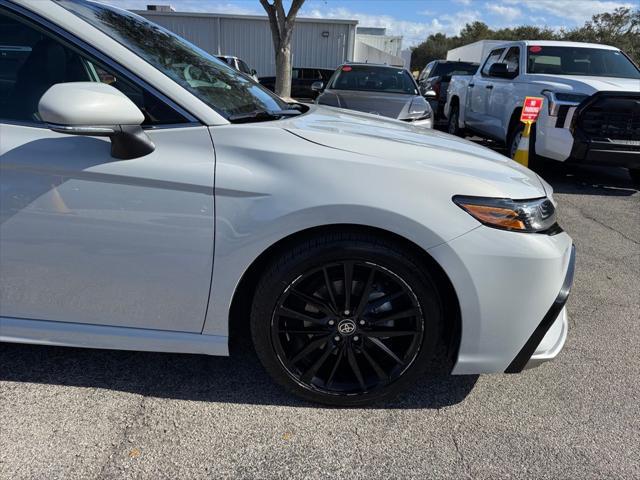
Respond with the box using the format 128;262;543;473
445;40;640;182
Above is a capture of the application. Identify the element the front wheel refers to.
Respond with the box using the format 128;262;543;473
447;104;464;137
508;122;542;171
250;233;443;406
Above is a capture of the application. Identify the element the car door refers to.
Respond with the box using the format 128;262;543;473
418;61;434;96
465;48;504;133
0;9;215;333
483;46;520;139
296;68;318;99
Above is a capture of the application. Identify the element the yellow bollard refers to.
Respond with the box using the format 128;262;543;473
513;121;532;168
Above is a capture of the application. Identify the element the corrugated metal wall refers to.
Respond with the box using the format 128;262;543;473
356;34;403;57
354;42;404;67
136;12;357;77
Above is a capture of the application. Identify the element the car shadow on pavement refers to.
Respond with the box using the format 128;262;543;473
0;341;478;409
540;164;638;197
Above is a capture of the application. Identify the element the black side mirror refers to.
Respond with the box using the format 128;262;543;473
488;63;517;79
251;69;257;76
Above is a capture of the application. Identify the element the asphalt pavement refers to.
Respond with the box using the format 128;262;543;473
1;162;639;479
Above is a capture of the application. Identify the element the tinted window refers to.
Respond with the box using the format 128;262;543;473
237;59;252;75
502;47;520;75
481;48;505;76
431;61;478;78
330;65;418;95
320;69;334;80
59;0;288;118
0;9;187;125
418;62;433;81
527;46;640;78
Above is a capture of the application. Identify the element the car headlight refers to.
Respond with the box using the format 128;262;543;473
541;90;589;116
403;99;432;121
453;196;558;233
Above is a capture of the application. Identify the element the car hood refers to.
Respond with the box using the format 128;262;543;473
321;89;417;119
280;105;545;199
527;75;640;94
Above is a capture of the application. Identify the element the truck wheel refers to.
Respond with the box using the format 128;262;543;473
508;123;541;171
447;104;464;137
629;168;640;186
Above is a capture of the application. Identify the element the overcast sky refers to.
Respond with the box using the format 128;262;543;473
101;0;640;46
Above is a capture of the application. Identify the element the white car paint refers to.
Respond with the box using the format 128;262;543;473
1;0;573;375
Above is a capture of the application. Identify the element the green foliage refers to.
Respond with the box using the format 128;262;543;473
410;7;640;71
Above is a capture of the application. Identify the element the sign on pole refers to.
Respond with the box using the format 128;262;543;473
520;96;544;123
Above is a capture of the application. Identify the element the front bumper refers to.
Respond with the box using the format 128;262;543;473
506;244;575;372
525;306;568;370
569;138;640;169
429;226;574;374
409;117;433;129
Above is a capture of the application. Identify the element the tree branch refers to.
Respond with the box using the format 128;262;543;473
259;0;281;50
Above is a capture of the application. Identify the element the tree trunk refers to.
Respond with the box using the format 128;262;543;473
259;0;305;101
275;45;292;99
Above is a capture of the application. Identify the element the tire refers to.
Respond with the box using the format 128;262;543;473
629;168;640;186
447;104;464;137
508;122;542;171
250;232;443;406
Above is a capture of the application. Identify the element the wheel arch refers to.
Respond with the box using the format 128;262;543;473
506;106;522;144
448;95;460;124
228;223;462;370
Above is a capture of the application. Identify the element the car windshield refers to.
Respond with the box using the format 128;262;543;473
330;65;418;95
432;62;478;78
57;0;290;119
527;46;640;79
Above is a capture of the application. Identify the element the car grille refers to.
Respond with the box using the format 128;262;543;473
578;95;640;141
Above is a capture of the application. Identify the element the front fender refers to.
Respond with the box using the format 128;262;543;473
202;203;470;336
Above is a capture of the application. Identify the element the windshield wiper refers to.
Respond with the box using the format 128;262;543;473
228;109;301;123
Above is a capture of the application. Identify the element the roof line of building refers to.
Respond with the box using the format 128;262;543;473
132;10;359;25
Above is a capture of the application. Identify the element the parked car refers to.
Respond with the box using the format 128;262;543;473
445;40;640;183
216;55;258;81
1;0;575;406
314;63;433;128
259;67;334;99
417;60;478;122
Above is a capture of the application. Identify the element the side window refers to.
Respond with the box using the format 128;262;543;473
419;62;433;82
503;47;520;75
237;60;251;75
291;68;301;80
0;10;188;125
481;48;505;76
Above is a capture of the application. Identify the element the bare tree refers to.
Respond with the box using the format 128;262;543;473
259;0;305;99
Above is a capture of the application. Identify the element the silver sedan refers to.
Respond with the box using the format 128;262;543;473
314;63;433;128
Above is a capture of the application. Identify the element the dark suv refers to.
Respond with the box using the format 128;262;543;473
259;67;334;99
417;60;478;122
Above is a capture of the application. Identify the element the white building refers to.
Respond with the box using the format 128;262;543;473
135;7;406;75
354;27;404;67
135;8;357;76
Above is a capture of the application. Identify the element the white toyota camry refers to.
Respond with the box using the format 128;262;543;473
0;0;575;406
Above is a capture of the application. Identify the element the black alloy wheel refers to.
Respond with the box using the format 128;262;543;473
250;233;443;406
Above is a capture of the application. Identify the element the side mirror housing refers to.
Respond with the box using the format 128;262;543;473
424;89;437;98
38;82;155;160
251;69;257;76
311;81;324;92
488;63;517;79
